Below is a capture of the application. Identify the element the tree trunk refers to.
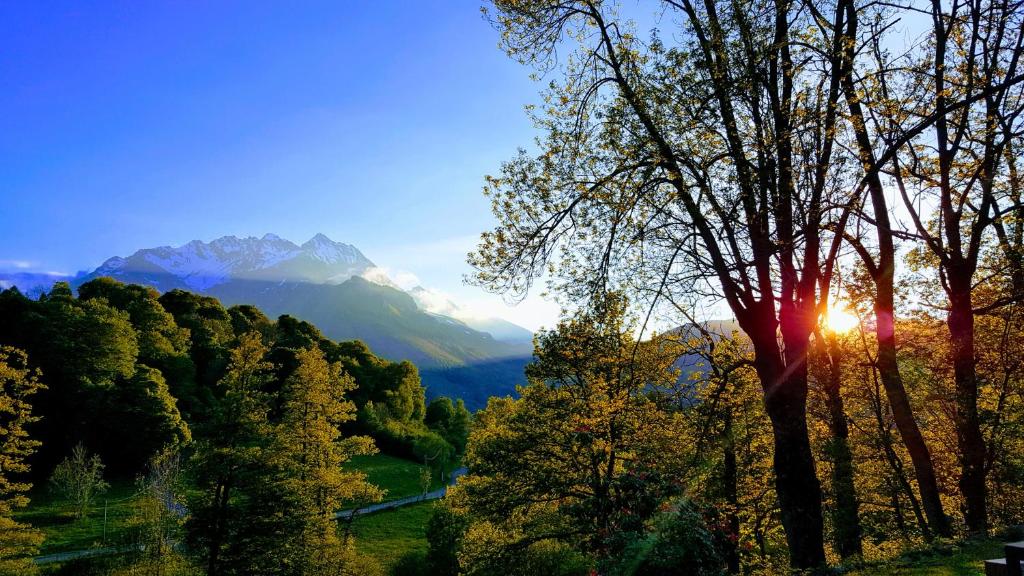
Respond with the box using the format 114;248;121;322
822;335;862;559
840;18;951;534
748;320;827;571
947;280;989;536
874;296;950;537
869;365;930;536
207;479;229;576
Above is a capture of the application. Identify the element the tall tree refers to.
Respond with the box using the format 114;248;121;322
247;346;381;575
186;332;273;576
0;347;45;575
78;278;196;416
100;365;191;472
472;0;861;567
451;295;690;573
824;0;952;535
810;327;863;557
881;0;1024;535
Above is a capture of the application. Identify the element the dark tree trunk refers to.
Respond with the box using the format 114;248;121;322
874;296;950;537
747;318;827;571
207;479;230;576
839;5;951;534
869;365;930;536
822;335;863;559
947;279;989;536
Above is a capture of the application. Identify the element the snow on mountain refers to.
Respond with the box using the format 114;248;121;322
3;232;534;346
89;233;375;290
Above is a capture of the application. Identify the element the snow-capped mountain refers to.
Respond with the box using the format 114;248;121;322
88;233;375;291
0;233;535;407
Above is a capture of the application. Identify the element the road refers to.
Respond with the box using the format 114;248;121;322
335;466;466;519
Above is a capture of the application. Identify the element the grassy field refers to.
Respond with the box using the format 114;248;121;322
343;453;449;501
16;479;143;555
18;453;440;557
847;539;1007;575
348;501;434;569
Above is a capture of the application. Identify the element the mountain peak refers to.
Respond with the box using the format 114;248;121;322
85;233;374;290
303;233;335;247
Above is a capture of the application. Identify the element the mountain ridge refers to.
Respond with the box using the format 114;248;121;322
0;234;533;408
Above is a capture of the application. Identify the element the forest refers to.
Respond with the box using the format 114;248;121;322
455;0;1024;573
0;0;1021;574
0;278;470;575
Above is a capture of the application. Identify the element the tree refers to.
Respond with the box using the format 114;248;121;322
124;449;196;576
189;338;384;576
186;332;273;576
251;344;385;573
677;330;787;573
883;0;1024;534
425;503;469;576
158;289;233;409
425;397;471;454
49;443;109;520
474;0;1024;554
29;286;139;473
809;324;863;557
100;365;191;473
825;0;1024;536
472;0;864;566
0;347;45;574
450;295;690;573
78;278;197;419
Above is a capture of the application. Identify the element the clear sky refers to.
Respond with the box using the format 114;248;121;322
0;1;562;330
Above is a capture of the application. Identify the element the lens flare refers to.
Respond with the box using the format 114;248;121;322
825;303;859;333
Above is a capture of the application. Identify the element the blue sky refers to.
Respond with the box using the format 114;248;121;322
0;1;562;329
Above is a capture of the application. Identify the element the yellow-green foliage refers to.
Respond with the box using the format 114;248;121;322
450;295;689;573
0;347;45;575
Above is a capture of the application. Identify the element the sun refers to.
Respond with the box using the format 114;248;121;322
825;302;859;333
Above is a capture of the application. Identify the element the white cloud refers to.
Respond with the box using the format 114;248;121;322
362;235;562;331
0;260;34;270
410;286;461;317
359;266;421;290
391;270;422;290
455;293;562;332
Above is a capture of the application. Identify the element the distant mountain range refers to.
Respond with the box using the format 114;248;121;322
0;234;534;409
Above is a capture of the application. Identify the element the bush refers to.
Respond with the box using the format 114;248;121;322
359;403;455;463
426;503;469;575
631;499;727;576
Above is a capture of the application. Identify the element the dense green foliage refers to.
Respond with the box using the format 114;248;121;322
0;277;470;574
0;278;466;480
442;296;713;575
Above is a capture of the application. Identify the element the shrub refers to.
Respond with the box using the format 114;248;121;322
631;499;726;576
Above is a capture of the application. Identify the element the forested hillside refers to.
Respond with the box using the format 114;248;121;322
0;278;469;481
